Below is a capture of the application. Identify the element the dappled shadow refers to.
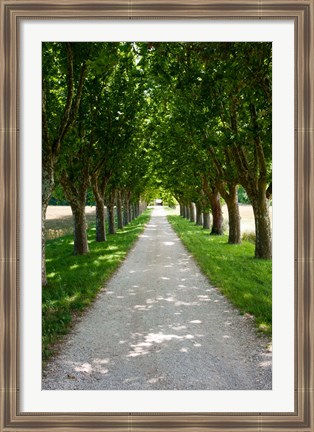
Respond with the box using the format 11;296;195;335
43;207;272;391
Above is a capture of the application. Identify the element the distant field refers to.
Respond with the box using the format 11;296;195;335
45;204;272;239
166;204;272;234
45;206;96;240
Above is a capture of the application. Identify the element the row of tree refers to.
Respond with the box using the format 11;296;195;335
42;42;151;284
141;42;272;257
42;41;272;285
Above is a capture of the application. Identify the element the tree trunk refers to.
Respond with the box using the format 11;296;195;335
224;186;241;244
189;202;196;223
195;203;203;226
185;204;191;220
128;202;132;222
179;203;183;217
123;192;129;225
133;203;138;218
209;190;223;235
203;212;210;230
117;191;124;229
42;163;54;286
251;194;272;259
60;166;90;256
123;202;129;225
71;203;89;255
41;203;48;286
93;187;106;242
108;205;116;234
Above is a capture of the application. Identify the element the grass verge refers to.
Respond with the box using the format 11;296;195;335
167;215;272;336
43;210;151;362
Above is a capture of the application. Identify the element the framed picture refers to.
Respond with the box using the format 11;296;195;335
1;0;313;431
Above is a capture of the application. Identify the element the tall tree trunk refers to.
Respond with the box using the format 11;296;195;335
42;162;54;286
108;206;115;234
209;190;223;235
226;198;241;244
123;191;130;225
95;198;107;242
128;201;132;222
117;191;124;229
195;203;203;226
203;212;210;230
60;172;89;255
123;206;129;225
185;204;191;220
179;203;183;217
71;202;89;255
91;174;109;242
201;178;223;234
251;193;272;259
223;185;241;244
107;192;116;235
132;202;138;219
93;186;107;242
41;203;49;287
189;202;196;223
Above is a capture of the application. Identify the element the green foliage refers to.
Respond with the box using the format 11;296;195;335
238;186;250;204
168;215;272;335
49;188;95;206
42;210;151;361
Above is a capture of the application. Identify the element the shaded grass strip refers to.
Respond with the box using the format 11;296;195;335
43;210;151;361
168;215;272;336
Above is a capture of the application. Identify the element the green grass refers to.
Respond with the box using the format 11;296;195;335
42;210;151;362
168;215;272;336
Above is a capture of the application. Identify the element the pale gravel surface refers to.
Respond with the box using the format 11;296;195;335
43;207;272;390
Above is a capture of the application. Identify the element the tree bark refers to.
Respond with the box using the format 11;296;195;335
226;198;241;244
128;201;132;222
189;202;196;223
251;193;272;259
41;203;49;286
71;203;89;255
179;203;183;217
60;171;89;255
209;190;223;235
201;177;223;235
95;197;107;242
133;202;138;219
222;185;241;244
203;212;210;230
107;206;115;234
42;160;55;285
185;204;191;220
93;185;107;242
195;203;203;226
91;173;109;242
117;191;124;229
123;191;130;225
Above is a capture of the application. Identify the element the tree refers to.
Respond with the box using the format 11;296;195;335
42;42;88;282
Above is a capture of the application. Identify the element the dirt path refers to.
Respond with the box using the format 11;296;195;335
43;207;271;390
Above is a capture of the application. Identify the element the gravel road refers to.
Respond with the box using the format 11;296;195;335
43;207;272;390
